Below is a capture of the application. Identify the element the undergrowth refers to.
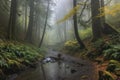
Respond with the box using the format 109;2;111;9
64;40;80;54
0;41;43;79
63;34;120;80
91;34;120;80
79;27;92;40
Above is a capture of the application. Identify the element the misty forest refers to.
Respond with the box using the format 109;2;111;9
0;0;120;80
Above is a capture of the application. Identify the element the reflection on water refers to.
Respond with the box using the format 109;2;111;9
12;49;96;80
44;63;59;80
41;57;71;80
14;60;69;80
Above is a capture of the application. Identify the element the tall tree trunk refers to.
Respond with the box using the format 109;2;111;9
25;0;28;33
100;0;105;24
91;0;102;40
39;0;50;48
7;0;17;40
25;0;34;43
100;0;106;33
73;0;85;49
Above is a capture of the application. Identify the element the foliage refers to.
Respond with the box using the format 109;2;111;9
106;60;120;76
56;4;80;24
108;34;120;44
92;39;110;57
98;3;120;17
93;39;105;48
103;44;120;60
85;33;120;61
109;60;120;67
98;3;120;32
64;40;80;53
79;27;92;40
103;71;115;80
98;70;114;80
0;41;43;78
89;34;120;58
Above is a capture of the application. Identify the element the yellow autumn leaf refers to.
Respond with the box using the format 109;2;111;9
97;3;120;17
56;4;80;24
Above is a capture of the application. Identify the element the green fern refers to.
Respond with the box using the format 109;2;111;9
0;41;44;77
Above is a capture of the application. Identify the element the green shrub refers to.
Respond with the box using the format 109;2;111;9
93;39;104;48
106;60;120;76
79;27;92;40
108;34;120;44
103;44;120;60
64;40;80;53
0;41;43;77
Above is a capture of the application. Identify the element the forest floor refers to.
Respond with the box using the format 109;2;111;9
62;34;120;80
1;34;119;80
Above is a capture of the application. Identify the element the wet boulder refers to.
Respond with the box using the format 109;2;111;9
41;57;57;64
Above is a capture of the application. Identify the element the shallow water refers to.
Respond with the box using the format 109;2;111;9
10;49;97;80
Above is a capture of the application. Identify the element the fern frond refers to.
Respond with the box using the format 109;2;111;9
103;71;115;80
109;60;120;66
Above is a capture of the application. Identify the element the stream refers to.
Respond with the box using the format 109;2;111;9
8;49;97;80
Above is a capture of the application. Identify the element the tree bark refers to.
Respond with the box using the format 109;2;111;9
100;0;105;24
25;0;28;33
91;0;102;40
73;0;85;49
25;0;34;43
7;0;17;40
